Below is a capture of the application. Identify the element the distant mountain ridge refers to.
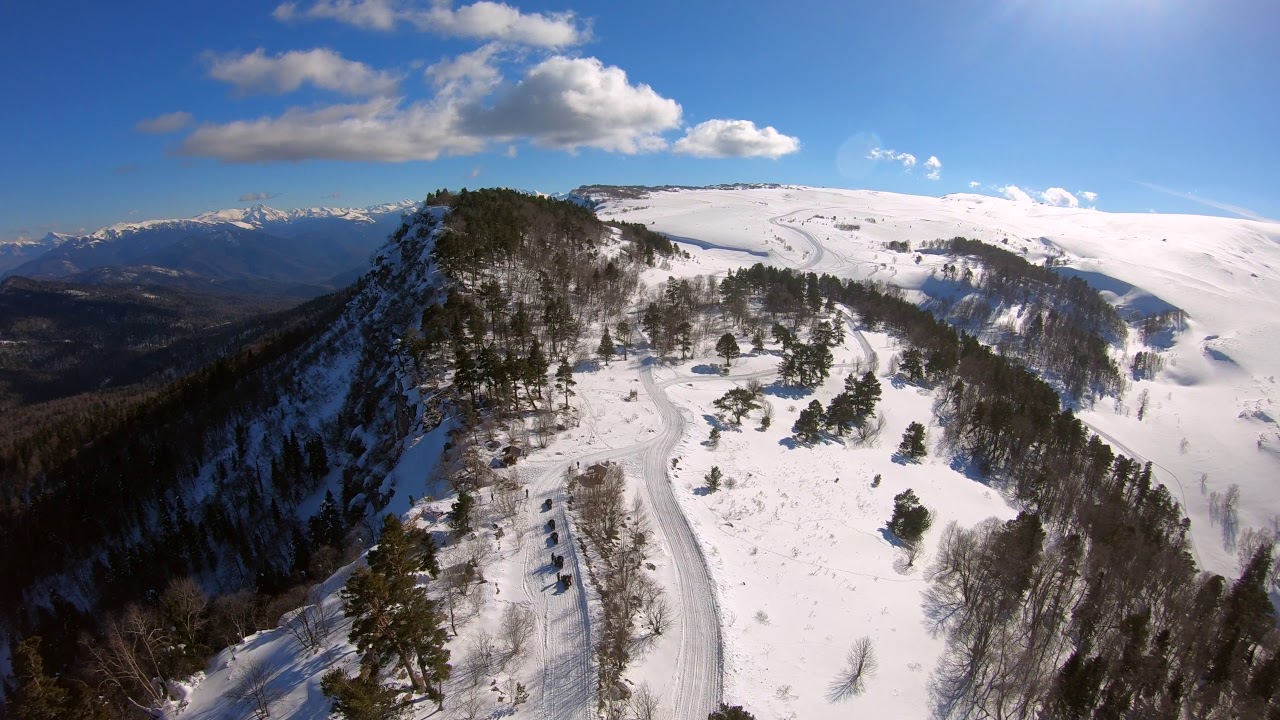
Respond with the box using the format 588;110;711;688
3;200;417;297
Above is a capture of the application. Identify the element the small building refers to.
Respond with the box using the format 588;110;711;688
500;445;524;467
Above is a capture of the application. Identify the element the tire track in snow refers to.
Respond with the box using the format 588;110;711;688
638;360;725;719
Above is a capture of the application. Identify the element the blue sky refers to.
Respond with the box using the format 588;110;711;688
2;0;1277;238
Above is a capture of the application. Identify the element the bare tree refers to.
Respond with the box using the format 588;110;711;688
500;604;537;663
457;682;487;720
629;682;662;720
85;604;173;710
283;587;335;655
828;637;878;701
161;577;209;650
229;657;282;719
642;592;672;636
471;628;496;676
211;590;262;646
903;540;923;569
853;410;885;446
493;480;524;521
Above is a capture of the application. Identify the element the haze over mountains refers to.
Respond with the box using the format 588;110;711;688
1;201;416;297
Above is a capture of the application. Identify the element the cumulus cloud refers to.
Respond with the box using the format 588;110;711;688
1080;190;1098;203
181;56;692;161
275;0;588;47
209;48;400;96
425;43;502;99
924;155;942;180
239;191;283;202
460;56;681;153
999;185;1034;203
968;180;981;189
181;97;482;162
136;111;194;134
868;147;916;169
673;119;800;159
1040;187;1079;208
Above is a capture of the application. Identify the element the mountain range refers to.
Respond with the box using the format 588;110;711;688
1;201;417;297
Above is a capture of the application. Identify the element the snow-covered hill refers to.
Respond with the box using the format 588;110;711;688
164;185;1280;720
594;185;1280;580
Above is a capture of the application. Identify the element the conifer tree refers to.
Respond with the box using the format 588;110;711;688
713;387;760;425
898;422;927;460
554;359;576;409
615;320;632;360
322;666;405;720
716;333;741;369
597;328;616;366
792;400;825;444
448;491;474;535
705;466;723;492
888;489;931;544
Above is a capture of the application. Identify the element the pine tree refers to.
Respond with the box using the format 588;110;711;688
792;400;825;444
10;636;71;720
825;391;857;436
898;422;927;460
449;491;474;535
751;328;766;353
322;667;405;720
677;321;693;359
615;320;632;360
713;388;760;425
597;328;616;366
343;515;452;704
851;371;881;421
705;466;723;492
709;704;757;720
523;340;549;404
554;359;576;409
888;489;931;544
716;333;741;370
899;348;925;383
310;490;345;548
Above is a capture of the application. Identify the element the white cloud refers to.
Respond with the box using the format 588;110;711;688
239;191;282;202
999;185;1034;203
1080;190;1098;203
276;0;588;47
209;48;400;97
1136;181;1274;223
968;180;981;189
274;0;403;30
504;144;517;158
426;43;502;99
924;155;942;181
181;97;484;162
460;56;682;153
673;119;800;159
136;111;193;134
1040;187;1079;208
181;56;693;161
868;147;916;169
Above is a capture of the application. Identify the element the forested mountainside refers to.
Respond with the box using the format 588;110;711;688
0;277;299;419
0;189;681;718
4;188;1279;720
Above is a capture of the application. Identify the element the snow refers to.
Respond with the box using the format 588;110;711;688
177;184;1280;720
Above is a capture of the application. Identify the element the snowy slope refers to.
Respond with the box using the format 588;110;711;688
599;185;1280;580
175;185;1279;720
